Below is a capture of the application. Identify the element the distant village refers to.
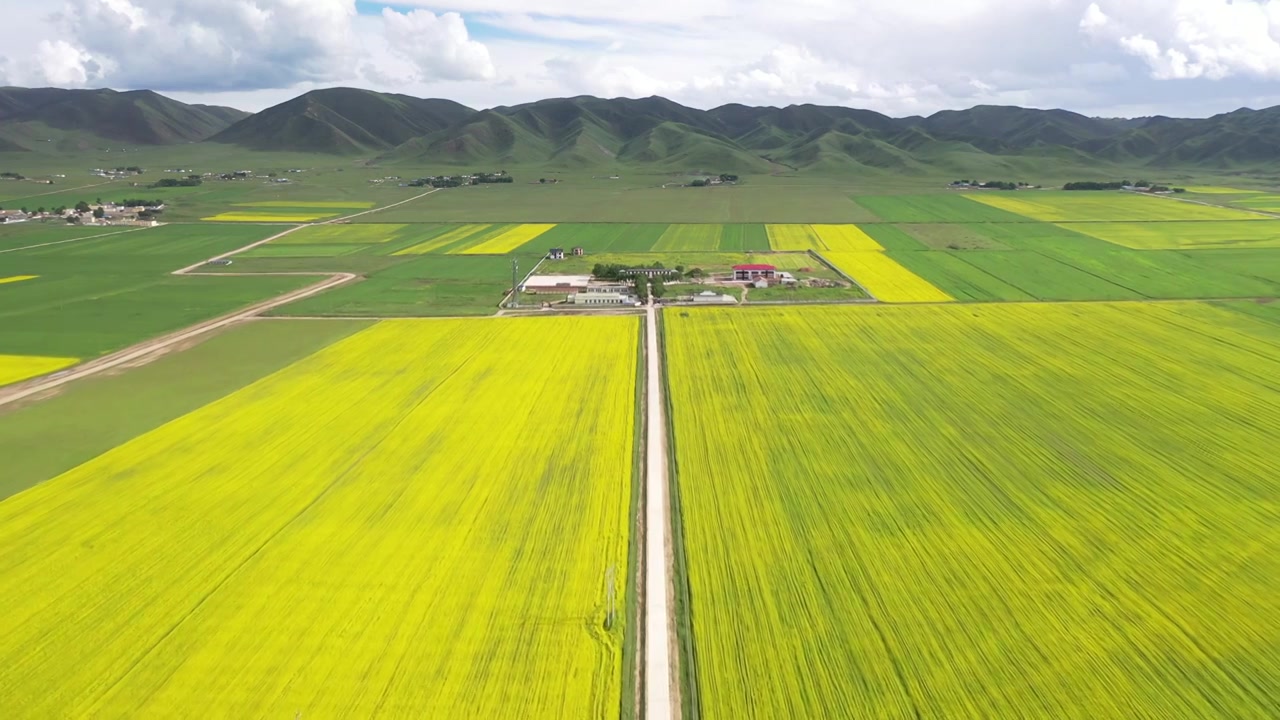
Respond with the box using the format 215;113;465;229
405;171;514;188
0;199;165;227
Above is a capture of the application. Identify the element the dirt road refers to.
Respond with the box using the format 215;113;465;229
645;303;677;720
0;271;355;408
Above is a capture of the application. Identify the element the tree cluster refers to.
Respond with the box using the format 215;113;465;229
1063;179;1185;193
116;199;164;208
593;262;684;282
0;172;24;180
150;177;202;188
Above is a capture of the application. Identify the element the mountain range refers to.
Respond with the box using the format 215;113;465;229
3;86;1280;174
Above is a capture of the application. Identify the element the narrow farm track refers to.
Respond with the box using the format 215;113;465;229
0;271;355;408
0;226;152;255
645;303;678;720
0;190;442;406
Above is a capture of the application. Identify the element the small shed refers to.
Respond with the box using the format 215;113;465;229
548;248;566;260
572;247;585;256
734;264;777;281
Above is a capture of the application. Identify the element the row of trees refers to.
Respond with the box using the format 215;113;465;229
1063;180;1186;193
150;176;202;188
632;275;667;300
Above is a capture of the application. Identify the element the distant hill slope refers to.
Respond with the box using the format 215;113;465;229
8;84;1280;174
209;88;474;154
0;87;246;150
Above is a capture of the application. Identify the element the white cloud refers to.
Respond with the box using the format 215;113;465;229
382;8;495;82
1083;0;1280;80
544;55;681;97
20;0;359;90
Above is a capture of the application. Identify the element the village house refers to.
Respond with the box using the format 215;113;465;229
734;264;777;282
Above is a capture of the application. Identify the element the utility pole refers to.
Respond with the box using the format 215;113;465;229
509;259;520;309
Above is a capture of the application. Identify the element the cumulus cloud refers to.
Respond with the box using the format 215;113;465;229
381;9;495;82
544;55;680;97
29;0;358;90
1082;0;1280;80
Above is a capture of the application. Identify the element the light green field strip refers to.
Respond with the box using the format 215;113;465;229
822;251;954;303
652;224;723;251
456;224;558;255
968;193;1269;222
1058;221;1280;250
274;224;407;244
811;225;885;251
1185;187;1261;195
202;213;332;223
0;275;38;285
394;224;494;255
242;244;370;258
766;224;823;251
235;202;377;209
0;355;78;387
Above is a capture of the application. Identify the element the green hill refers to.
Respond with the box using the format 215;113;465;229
209;88;474;154
10;84;1280;175
0;87;246;150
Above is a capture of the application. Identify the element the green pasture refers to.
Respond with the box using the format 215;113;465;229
0;224;311;357
1059;221;1280;250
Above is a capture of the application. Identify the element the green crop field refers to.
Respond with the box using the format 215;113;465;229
666;302;1280;719
0;224;311;358
898;223;1013;250
971;192;1267;222
1059;220;1280;249
652;224;723;251
889;251;1035;301
853;195;1022;223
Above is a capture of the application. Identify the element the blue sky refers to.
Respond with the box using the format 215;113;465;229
2;0;1280;117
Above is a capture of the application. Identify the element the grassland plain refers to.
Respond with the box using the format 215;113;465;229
968;192;1269;222
354;181;884;224
666;303;1280;719
1058;220;1280;250
273;224;409;244
0;224;150;252
0;224;311;357
853;195;1024;223
0;316;639;718
0;319;372;501
270;253;542;317
821;251;954;302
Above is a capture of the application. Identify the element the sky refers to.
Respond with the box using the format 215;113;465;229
2;0;1280;118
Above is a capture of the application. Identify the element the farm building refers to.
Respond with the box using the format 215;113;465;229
570;291;640;306
548;248;566;260
521;275;590;293
572;247;585;256
621;267;679;279
734;264;777;281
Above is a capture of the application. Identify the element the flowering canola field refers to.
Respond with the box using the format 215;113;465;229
0;354;78;387
666;303;1280;719
457;223;558;254
823;251;953;302
0;317;639;718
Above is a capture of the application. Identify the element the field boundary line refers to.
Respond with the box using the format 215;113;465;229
0;272;355;408
1127;189;1280;220
0;225;154;255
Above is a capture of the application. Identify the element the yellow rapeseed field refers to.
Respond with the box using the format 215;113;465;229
765;224;823;251
394;224;494;255
457;223;557;254
810;224;884;251
0;275;38;285
201;212;331;223
666;303;1280;719
0;354;78;387
823;251;953;302
0;317;639;718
